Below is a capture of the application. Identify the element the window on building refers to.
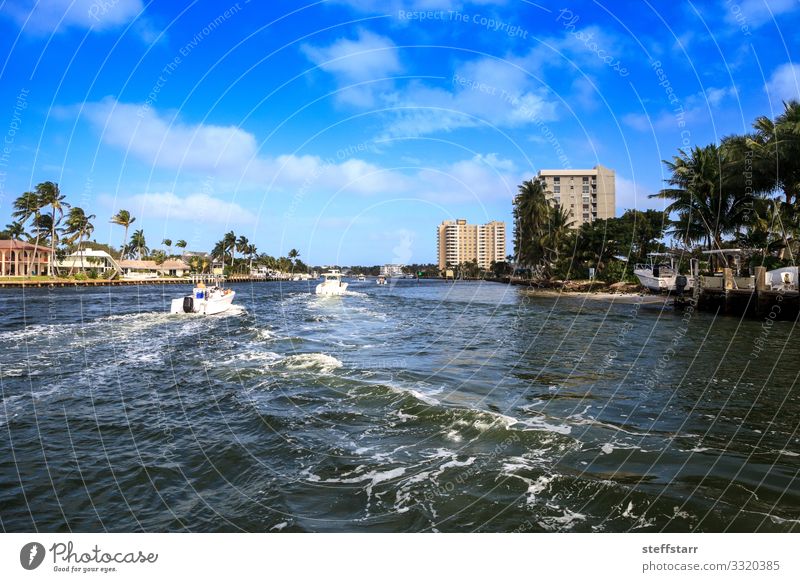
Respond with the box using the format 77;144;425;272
554;185;560;193
553;176;560;183
582;185;589;193
582;176;589;183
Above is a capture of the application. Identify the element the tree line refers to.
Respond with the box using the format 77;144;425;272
1;182;305;277
512;100;800;281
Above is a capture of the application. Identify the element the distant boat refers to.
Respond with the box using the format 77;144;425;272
376;275;387;285
170;280;235;315
316;270;348;296
633;253;693;293
357;274;366;282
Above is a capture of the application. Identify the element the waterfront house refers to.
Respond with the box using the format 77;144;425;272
57;249;121;275
0;239;54;276
118;259;191;278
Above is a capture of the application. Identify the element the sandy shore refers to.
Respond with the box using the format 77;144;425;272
519;289;670;304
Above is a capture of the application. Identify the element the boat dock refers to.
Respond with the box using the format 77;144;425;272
0;275;297;288
677;265;800;319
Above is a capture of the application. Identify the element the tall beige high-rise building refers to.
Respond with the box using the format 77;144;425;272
437;219;506;272
537;164;615;228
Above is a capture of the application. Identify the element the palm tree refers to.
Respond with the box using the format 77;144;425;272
36;182;69;276
545;204;575;270
3;221;26;239
749;100;800;205
220;231;236;271
246;243;257;272
513;178;553;273
128;229;148;260
162;238;172;257
12;191;44;274
650;144;753;250
110;210;135;256
212;239;231;271
64;207;96;274
175;240;187;253
235;235;249;273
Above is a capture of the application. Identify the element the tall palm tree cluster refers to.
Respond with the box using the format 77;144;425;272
513;100;800;280
512;178;574;278
4;184;214;277
210;230;305;275
651;100;800;262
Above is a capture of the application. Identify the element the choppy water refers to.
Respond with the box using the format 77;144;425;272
1;280;798;532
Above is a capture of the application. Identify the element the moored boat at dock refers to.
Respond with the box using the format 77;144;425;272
634;253;693;293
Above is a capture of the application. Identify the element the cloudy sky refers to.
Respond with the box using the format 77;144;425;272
0;0;798;264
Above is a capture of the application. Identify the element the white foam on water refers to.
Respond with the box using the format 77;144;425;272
778;449;799;457
0;367;25;378
439;457;476;471
621;501;635;518
254;328;276;340
537;508;587;531
672;507;693;520
516;416;573;435
278;353;343;373
601;443;614;455
393;386;438;406
215;350;282;366
270;522;289;531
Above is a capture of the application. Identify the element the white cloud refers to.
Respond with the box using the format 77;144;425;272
106;191;256;226
301;30;402;106
765;63;800;107
415;154;520;203
723;0;799;28
84;98;258;173
83;99;523;207
378;57;558;137
5;0;144;34
82;98;412;196
622;86;736;132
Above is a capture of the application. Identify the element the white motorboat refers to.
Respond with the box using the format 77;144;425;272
122;271;158;280
315;270;348;296
357;274;366;282
765;266;798;291
376;275;387;285
170;280;235;315
633;253;693;293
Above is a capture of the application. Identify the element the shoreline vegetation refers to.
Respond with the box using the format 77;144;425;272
508;100;800;285
3;102;797;289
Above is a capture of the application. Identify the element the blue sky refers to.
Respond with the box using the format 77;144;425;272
0;0;798;265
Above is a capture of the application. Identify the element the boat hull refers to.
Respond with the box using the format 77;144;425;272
634;270;694;293
315;281;348;296
170;290;235;314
